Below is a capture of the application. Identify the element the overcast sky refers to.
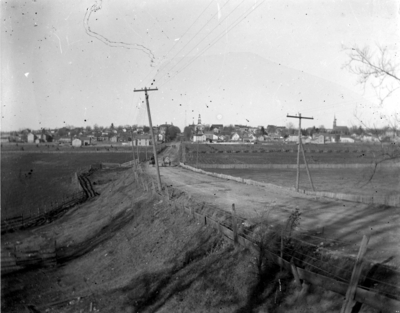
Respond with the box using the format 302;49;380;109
2;0;399;131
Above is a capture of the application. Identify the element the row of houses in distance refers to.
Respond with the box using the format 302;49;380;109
185;115;400;144
1;123;180;146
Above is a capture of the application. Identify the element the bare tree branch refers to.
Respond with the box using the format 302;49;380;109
342;44;400;106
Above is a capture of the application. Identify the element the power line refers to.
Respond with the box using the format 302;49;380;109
157;0;266;88
156;0;215;75
156;0;245;85
155;0;234;85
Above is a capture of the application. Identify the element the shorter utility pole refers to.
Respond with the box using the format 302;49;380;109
136;141;139;163
134;87;162;192
196;137;199;168
130;128;136;170
287;113;315;192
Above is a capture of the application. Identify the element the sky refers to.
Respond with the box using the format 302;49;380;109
1;0;399;132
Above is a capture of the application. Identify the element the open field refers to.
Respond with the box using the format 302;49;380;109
1;152;140;220
185;142;386;153
205;167;400;197
185;151;378;164
1;142;157;153
182;143;400;197
183;143;390;165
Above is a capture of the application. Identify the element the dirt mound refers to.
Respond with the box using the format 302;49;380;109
2;168;258;312
3;165;390;312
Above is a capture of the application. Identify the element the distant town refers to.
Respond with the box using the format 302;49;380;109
1;115;399;146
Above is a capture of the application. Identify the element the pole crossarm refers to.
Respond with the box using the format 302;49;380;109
287;114;314;120
134;88;159;92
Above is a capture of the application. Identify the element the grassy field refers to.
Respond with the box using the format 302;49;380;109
185;151;378;164
1;142;156;153
1;152;141;220
206;167;400;197
183;143;387;165
183;143;399;197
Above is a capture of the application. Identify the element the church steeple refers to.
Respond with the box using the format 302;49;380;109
198;114;202;125
333;115;337;129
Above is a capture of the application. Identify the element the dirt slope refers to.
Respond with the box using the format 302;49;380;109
2;145;399;312
4;167;340;313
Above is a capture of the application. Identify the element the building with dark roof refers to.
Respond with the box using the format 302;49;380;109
332;116;349;135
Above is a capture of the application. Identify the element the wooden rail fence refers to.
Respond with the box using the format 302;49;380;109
1;192;86;234
180;203;400;312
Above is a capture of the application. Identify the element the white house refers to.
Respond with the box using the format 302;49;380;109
133;135;151;146
311;135;325;144
72;138;82;147
231;132;241;141
204;131;218;142
340;136;355;143
193;134;206;142
286;135;298;143
27;133;36;143
362;135;379;143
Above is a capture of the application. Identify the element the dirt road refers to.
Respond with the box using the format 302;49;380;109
149;144;400;267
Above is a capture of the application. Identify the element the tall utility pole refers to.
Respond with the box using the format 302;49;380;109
287;113;315;192
134;87;162;192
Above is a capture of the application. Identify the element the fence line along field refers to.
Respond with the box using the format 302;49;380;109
183;143;400;197
208;167;399;197
1;152;142;220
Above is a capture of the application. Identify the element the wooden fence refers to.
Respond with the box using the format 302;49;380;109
1;240;57;275
180;203;400;312
1;191;86;234
191;162;400;169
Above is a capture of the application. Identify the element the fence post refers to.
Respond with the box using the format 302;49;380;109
232;204;238;245
165;185;170;200
191;206;195;220
340;235;370;313
290;258;301;288
140;176;146;191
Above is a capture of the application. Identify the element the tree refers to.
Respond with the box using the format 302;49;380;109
143;126;150;133
57;127;70;137
165;125;181;142
343;44;400;181
183;126;192;141
221;124;235;136
343;45;399;106
286;122;295;135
